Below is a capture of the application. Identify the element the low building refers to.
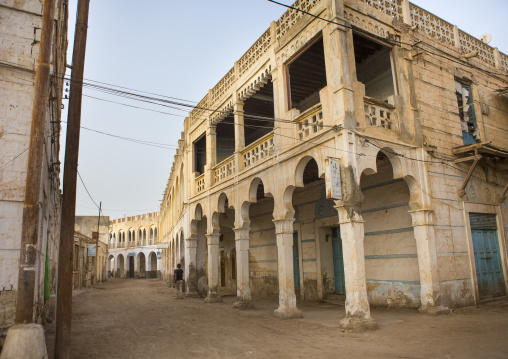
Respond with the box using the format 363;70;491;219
157;0;508;326
108;213;160;279
74;216;110;288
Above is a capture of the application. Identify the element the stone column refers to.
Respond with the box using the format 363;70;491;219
205;233;223;303
205;123;216;187
273;219;302;318
336;206;377;331
234;101;245;172
233;227;252;309
409;209;449;314
185;236;199;297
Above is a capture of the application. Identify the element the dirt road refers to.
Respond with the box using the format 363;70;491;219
44;279;508;359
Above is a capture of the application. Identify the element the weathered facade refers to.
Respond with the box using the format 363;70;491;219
0;0;68;332
108;213;160;279
74;216;110;288
158;0;508;327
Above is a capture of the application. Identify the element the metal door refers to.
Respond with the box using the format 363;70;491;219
332;227;345;294
470;213;506;299
293;232;300;291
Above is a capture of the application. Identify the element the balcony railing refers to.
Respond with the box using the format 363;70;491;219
295;105;324;140
364;97;395;130
242;132;274;169
214;155;235;184
195;173;205;194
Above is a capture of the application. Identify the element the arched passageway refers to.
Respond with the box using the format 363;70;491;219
138;252;146;278
149;252;158;278
117;254;125;278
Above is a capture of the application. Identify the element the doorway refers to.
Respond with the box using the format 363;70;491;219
470;213;506;300
293;232;300;292
332;227;345;295
129;256;134;278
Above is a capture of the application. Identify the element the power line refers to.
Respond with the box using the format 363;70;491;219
0;148;29;170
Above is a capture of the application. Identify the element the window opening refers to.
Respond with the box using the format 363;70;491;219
455;81;479;145
216;114;235;163
244;81;275;146
287;37;327;113
193;135;206;175
353;33;395;103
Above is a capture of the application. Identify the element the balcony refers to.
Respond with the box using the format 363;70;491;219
195;173;205;194
214;155;235;184
295;105;324;141
242;132;275;169
363;97;396;130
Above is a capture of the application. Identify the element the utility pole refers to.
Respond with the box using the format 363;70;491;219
96;201;102;284
14;0;56;325
55;0;90;358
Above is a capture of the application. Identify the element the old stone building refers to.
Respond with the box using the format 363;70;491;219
0;0;68;332
73;216;110;289
108;212;160;279
157;0;508;328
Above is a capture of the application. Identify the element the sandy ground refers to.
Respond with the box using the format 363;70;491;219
44;278;508;359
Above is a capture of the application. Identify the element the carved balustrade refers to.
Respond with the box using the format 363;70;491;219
195;174;205;194
213;155;235;184
364;97;396;130
242;132;275;169
295;105;324;141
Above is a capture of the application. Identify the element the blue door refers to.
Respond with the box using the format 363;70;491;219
332;227;345;294
293;232;300;292
470;213;506;300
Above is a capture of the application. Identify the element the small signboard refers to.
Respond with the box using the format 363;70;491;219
157;251;161;260
157;243;169;249
128;253;135;257
88;244;96;257
325;157;342;200
92;231;98;240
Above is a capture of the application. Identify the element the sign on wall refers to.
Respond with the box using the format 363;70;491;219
157;243;169;249
88;244;96;257
157;251;161;260
325;157;342;200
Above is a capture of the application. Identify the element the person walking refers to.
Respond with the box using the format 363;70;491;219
173;263;184;299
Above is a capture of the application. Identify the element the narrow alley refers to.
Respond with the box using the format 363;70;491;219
44;279;508;359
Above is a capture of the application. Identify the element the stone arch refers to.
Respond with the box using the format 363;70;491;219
137;252;146;278
295;155;322;188
117;254;125;278
149;251;158;277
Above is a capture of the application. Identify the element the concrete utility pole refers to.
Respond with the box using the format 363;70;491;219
14;0;56;325
55;0;90;358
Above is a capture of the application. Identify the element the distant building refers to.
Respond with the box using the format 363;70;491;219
108;213;160;279
74;216;110;289
157;0;508;327
0;0;68;333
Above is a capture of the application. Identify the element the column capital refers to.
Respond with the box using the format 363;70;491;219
185;236;198;248
206;233;220;246
273;218;294;234
233;227;250;241
335;206;364;224
408;209;435;226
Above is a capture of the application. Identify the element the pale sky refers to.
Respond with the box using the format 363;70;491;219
63;0;508;220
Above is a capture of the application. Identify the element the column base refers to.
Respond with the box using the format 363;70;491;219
1;324;48;359
274;307;303;319
418;305;451;316
233;300;254;310
204;291;223;303
339;316;378;332
185;291;200;298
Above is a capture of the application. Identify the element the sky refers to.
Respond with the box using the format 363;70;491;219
63;0;508;220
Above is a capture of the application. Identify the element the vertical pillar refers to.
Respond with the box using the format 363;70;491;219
336;207;377;331
409;209;449;314
185;236;199;297
233;227;252;309
234;101;245;172
273;219;302;318
205;123;216;187
401;0;411;25
205;233;223;303
322;18;356;128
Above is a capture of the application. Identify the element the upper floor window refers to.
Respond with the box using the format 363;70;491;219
193;135;206;175
455;81;479;145
287;37;327;113
353;33;395;103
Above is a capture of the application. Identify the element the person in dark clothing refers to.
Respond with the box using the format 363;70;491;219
173;263;184;299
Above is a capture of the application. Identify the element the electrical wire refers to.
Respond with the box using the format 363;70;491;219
0;148;29;170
